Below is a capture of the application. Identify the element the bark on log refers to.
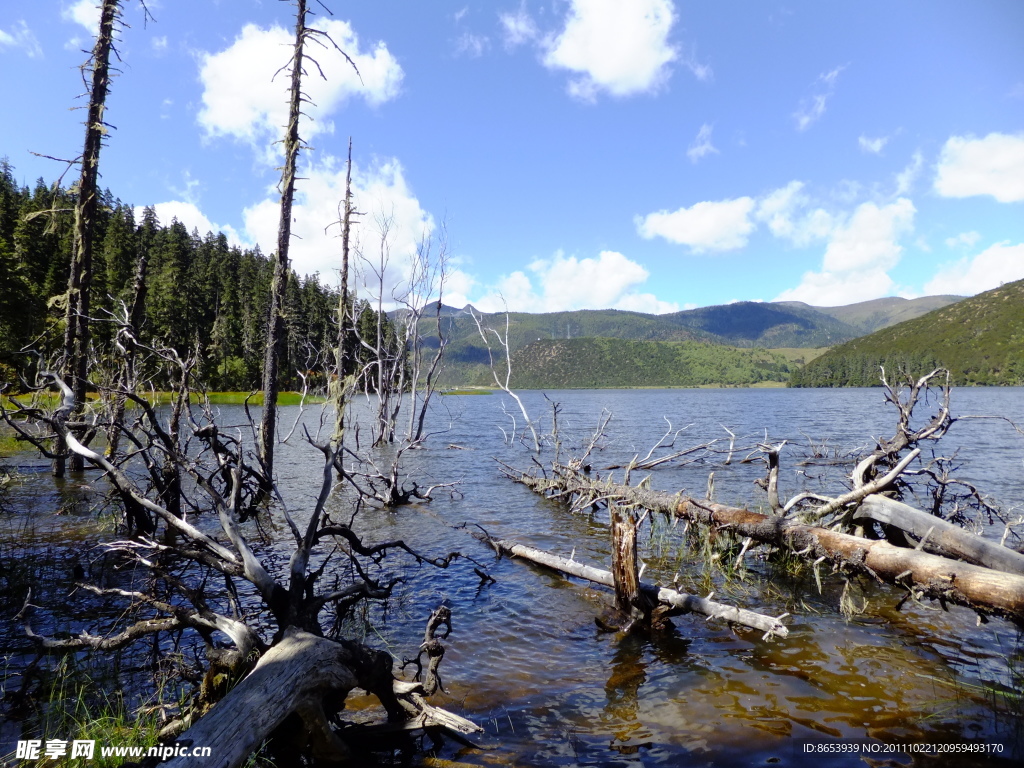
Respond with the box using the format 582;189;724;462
163;628;480;768
483;536;789;638
610;507;641;616
163;628;359;768
510;468;1024;624
854;495;1024;577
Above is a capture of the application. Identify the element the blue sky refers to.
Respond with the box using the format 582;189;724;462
2;0;1022;312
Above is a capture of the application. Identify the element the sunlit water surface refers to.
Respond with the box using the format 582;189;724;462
3;387;1023;766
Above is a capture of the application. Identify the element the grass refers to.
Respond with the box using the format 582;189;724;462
0;429;23;457
3;655;171;768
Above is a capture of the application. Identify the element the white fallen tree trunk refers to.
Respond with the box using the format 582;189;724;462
854;495;1024;577
482;535;789;639
507;465;1024;623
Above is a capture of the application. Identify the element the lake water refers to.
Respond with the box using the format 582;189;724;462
3;387;1023;766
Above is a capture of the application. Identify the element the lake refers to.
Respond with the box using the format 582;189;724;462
2;386;1023;766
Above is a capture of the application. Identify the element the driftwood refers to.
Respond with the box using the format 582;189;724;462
854;495;1024;577
480;534;789;638
163;627;481;768
509;466;1024;624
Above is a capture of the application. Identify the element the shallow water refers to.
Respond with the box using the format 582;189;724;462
3;387;1023;766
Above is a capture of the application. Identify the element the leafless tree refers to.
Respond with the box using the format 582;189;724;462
467;305;540;452
259;0;359;492
2;358;479;764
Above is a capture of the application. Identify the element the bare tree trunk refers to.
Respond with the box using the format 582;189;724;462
58;0;120;476
610;505;641;617
468;307;540;452
854;495;1024;576
509;464;1024;623
259;0;308;491
411;297;448;444
106;246;148;458
478;534;788;637
330;137;357;452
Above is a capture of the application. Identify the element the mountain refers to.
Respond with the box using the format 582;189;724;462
660;301;861;347
790;279;1024;387
777;295;964;335
414;292;968;387
504;338;795;389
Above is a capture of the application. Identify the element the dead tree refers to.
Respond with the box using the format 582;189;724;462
103;244;149;459
56;0;122;476
503;370;1024;624
346;211;449;452
402;225;451;446
352;211;410;446
467;306;540;452
475;532;788;638
5;368;480;765
328;137;361;454
259;0;358;491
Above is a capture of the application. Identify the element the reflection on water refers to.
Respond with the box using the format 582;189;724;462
3;387;1023;765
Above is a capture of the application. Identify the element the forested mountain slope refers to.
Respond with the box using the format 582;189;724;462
791;279;1024;387
0;161;338;391
660;301;860;347
504;338;795;389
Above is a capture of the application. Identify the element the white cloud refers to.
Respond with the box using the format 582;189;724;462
944;231;981;250
474;250;677;313
441;268;476;310
793;66;844;132
774;198;915;305
858;134;888;154
934;132;1024;203
0;20;43;58
242;156;434;301
821;198;915;273
637;197;756;252
499;5;539;48
613;292;680;314
924;242;1024;296
687;123;718;163
456;32;489;57
198;21;403;155
62;0;97;33
894;151;923;196
754;181;833;246
680;47;712;82
542;0;677;100
136;157;438;307
775;267;897;307
152;35;168;53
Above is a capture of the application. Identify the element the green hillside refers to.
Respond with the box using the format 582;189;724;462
661;301;861;347
791;279;1024;387
778;295;964;335
493;338;795;389
431;301;854;385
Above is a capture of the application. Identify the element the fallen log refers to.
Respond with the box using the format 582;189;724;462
508;466;1024;624
162;627;480;768
854;495;1024;577
480;534;789;638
